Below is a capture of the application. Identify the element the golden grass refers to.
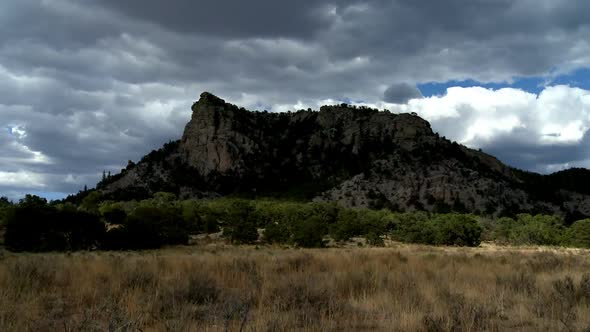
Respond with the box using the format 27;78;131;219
1;243;590;331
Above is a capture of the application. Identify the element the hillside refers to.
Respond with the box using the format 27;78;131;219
95;92;590;219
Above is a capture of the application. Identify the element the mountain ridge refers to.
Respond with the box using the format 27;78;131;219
94;92;590;220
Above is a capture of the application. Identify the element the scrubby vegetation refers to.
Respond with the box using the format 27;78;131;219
4;195;104;252
1;245;590;331
3;190;590;330
3;192;590;252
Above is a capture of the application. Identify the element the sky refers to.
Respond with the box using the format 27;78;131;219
1;0;590;201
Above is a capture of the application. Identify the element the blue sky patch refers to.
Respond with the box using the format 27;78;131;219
31;191;69;201
418;67;590;97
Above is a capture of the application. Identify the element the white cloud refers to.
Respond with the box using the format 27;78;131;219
0;171;46;188
341;85;590;150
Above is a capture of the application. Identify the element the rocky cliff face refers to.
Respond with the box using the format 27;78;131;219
98;92;590;218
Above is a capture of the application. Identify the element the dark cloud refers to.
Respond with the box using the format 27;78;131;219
99;0;344;39
481;130;590;173
384;83;423;103
1;0;590;198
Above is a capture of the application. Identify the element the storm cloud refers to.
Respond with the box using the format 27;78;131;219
1;0;590;199
384;83;423;104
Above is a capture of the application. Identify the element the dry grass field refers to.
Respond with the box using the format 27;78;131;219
1;243;590;331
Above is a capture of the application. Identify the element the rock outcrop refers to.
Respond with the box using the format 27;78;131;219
97;92;590;219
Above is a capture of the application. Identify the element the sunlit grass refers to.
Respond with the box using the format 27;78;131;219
1;243;589;331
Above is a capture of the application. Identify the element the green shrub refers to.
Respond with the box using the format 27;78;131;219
491;217;519;244
391;213;481;247
331;209;363;241
263;221;291;244
330;208;388;242
513;214;564;246
223;220;258;244
7;194;582;251
429;214;482;246
293;216;326;247
488;214;566;246
563;219;590;248
221;200;259;244
391;212;434;244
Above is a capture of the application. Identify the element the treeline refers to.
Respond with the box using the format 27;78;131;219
1;194;590;252
513;167;590;209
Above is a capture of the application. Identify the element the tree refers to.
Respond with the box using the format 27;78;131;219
19;194;47;208
0;196;12;226
80;191;102;213
4;199;105;252
0;196;12;206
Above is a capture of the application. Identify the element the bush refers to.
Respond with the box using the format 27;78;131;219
5;195;105;252
429;214;482;246
8;194;586;251
391;213;481;247
263;221;291;244
102;204;188;250
491;217;519;244
183;199;222;233
223;221;258;244
330;208;388;242
488;214;566;246
331;209;363;241
221;200;259;244
293;216;326;247
391;212;434;244
514;214;564;245
563;219;590;248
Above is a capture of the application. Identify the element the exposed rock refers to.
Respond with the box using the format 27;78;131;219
98;92;590;218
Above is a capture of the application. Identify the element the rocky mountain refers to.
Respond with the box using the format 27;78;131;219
96;92;590;221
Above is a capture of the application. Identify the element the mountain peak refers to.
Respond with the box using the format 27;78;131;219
197;92;227;106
